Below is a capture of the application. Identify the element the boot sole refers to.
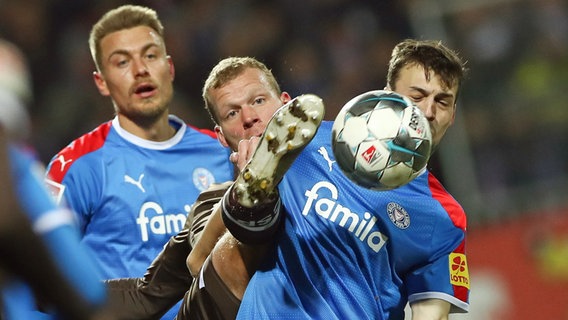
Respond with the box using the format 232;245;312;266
233;94;325;207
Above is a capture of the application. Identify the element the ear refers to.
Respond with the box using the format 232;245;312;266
93;71;110;96
280;91;292;104
167;55;175;81
214;125;229;148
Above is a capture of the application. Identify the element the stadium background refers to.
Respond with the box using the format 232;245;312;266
1;0;566;318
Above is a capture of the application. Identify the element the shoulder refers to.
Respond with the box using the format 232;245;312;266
187;124;218;140
305;120;333;150
183;125;230;156
171;114;218;141
426;172;467;231
46;121;112;183
182;123;227;150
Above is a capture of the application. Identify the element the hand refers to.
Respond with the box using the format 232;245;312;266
229;136;260;171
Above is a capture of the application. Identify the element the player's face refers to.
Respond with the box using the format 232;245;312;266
211;68;291;151
389;64;458;149
93;26;175;121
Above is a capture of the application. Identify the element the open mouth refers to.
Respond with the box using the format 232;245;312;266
134;83;157;98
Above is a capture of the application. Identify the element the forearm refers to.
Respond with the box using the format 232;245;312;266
105;229;193;319
410;299;451;320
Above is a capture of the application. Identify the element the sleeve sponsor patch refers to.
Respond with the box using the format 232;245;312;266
449;252;470;289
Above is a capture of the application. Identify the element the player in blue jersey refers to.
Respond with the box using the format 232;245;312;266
44;5;233;319
209;40;469;319
231;40;469;319
0;38;110;320
103;57;323;319
105;40;470;319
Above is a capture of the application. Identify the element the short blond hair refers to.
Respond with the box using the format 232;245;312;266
202;57;281;125
88;5;164;71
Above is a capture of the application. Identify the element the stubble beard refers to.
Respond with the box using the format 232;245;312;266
121;94;172;126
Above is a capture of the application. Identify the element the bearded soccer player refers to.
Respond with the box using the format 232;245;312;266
44;5;233;319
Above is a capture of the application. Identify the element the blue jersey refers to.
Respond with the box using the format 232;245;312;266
238;121;469;319
46;115;233;279
3;144;106;319
45;115;233;319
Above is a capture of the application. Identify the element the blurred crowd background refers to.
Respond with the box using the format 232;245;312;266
1;0;567;318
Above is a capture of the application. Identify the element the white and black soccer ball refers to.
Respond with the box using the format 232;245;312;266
331;90;432;190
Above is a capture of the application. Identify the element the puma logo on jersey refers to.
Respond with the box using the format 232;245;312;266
318;147;336;171
124;174;146;193
55;155;73;171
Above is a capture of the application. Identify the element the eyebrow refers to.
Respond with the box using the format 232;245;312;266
409;86;455;100
106;43;160;62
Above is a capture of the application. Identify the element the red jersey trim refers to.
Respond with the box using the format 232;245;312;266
427;172;467;231
46;122;112;183
428;173;469;304
188;124;217;139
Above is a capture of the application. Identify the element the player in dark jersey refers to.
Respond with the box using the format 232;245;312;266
108;40;470;319
44;5;233;319
0;38;110;320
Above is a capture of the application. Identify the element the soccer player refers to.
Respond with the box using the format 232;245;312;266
229;39;469;319
104;57;323;319
109;39;470;319
44;5;234;319
0;38;109;320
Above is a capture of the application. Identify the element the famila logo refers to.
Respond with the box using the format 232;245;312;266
136;202;189;241
303;181;388;252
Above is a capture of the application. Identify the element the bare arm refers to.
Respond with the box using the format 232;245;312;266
410;299;451;320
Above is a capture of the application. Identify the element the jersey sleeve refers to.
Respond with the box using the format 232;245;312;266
61;160;103;232
187;181;232;247
105;228;193;319
405;172;470;313
406;231;469;313
8;144;108;312
45;122;111;233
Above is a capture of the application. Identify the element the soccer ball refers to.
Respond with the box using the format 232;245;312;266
331;90;432;190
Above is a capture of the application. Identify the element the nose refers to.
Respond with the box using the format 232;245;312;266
133;58;149;77
241;105;260;129
421;99;436;121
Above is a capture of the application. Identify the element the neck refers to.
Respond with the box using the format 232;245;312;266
117;113;176;142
